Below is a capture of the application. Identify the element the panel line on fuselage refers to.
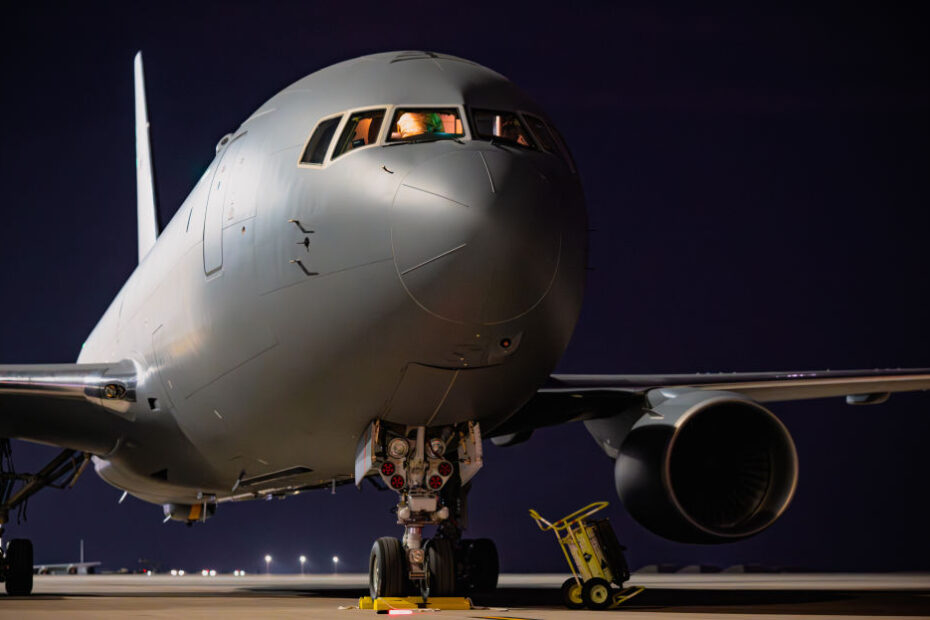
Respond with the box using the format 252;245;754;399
257;256;395;297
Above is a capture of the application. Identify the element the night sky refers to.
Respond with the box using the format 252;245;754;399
1;2;928;575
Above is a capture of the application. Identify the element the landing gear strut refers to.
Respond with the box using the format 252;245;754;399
0;438;91;595
358;421;499;599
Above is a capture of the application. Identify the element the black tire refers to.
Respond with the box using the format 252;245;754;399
425;538;455;597
560;577;584;609
5;539;34;596
369;537;405;598
581;576;612;610
462;538;499;593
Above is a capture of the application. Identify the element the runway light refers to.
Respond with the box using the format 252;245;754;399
387;610;415;615
299;555;307;576
265;554;272;574
332;555;339;574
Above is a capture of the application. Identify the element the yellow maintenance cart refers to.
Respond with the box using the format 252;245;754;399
529;501;644;610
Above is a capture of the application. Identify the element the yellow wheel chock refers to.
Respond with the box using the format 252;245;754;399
358;595;473;611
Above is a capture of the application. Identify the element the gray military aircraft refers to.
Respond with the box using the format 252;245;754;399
1;51;928;599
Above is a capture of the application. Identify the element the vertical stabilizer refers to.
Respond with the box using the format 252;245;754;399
134;52;158;263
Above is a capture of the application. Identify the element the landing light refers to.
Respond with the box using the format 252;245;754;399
388;438;409;459
170;569;178;576
209;569;217;577
178;570;185;576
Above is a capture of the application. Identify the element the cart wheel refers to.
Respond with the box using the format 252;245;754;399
582;576;612;610
560;577;584;609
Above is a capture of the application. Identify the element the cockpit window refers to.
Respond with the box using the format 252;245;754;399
386;108;465;143
300;115;342;165
332;109;385;159
523;114;557;153
523;113;576;173
547;122;577;173
471;110;535;148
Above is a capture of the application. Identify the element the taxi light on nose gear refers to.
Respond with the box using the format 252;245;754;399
381;461;395;476
388;437;409;459
390;474;405;489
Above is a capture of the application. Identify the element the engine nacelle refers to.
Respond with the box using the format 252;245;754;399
162;502;216;524
614;389;798;543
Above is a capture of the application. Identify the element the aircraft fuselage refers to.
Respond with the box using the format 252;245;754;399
77;53;588;505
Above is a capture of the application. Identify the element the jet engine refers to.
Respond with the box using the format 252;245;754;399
610;389;798;543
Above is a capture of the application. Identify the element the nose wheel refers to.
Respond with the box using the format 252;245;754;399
369;537;406;598
360;421;493;600
424;538;455;597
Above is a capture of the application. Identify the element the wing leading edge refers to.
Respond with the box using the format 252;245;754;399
0;361;137;454
492;368;930;438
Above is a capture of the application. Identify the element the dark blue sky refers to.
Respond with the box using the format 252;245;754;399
1;2;928;574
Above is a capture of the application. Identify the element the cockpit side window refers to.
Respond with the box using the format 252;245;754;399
386;108;465;143
523;114;576;173
547;122;577;173
332;109;386;159
471;110;536;149
300;115;342;165
523;114;557;153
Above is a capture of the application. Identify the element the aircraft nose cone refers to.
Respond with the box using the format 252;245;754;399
391;150;561;324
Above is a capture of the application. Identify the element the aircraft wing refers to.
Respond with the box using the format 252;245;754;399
0;361;137;454
491;368;930;437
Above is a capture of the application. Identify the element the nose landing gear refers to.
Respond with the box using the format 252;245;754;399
358;421;498;600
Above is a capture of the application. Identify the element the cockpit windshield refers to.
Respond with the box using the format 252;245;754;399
471;110;535;148
386;108;465;143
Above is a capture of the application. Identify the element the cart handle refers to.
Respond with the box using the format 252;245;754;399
528;501;609;532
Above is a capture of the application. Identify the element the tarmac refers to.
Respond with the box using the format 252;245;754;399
0;572;928;619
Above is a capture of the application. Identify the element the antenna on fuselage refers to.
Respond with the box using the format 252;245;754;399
134;51;159;263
